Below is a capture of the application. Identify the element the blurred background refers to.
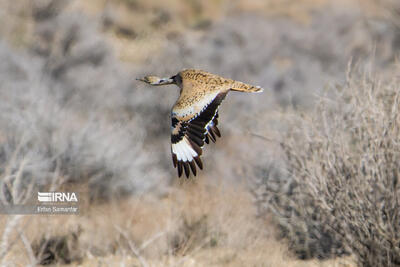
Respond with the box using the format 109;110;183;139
0;0;399;266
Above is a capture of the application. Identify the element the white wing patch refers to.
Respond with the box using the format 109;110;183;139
172;137;198;162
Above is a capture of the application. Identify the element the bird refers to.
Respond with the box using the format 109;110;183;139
137;69;263;178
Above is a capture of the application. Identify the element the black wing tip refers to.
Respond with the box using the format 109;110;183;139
172;154;178;168
177;161;183;177
189;161;197;176
194;156;203;170
206;124;220;143
212;125;221;138
208;132;216;143
183;162;190;178
174;158;203;178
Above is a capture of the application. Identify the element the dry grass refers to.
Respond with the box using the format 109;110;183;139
0;181;355;266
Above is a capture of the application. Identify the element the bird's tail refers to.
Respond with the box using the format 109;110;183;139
229;81;264;93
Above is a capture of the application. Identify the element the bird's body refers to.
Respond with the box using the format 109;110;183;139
137;69;263;178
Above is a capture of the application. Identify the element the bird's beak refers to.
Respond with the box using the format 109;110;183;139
136;76;152;84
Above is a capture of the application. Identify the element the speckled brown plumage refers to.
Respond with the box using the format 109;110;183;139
173;69;262;115
137;69;263;178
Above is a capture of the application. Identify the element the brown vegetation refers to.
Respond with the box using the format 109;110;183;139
258;69;400;266
0;182;355;266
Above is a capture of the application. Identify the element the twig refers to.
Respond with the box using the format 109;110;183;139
0;215;23;262
18;227;37;266
249;132;278;143
139;231;165;252
172;236;211;267
114;225;149;267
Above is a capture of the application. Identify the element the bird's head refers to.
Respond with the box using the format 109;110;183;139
136;75;175;86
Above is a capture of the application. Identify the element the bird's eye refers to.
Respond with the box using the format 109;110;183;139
171;74;182;85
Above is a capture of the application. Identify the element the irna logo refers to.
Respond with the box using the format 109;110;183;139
38;192;78;202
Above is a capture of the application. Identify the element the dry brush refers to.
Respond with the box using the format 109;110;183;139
260;69;400;266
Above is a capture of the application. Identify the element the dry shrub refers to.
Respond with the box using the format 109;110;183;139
266;69;400;266
0;0;170;201
32;228;82;265
252;159;348;260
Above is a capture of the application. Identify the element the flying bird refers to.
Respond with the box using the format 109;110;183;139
137;69;263;178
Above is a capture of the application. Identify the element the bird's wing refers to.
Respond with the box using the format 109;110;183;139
204;111;221;144
170;91;227;178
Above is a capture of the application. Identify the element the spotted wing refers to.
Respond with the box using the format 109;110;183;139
171;92;227;178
